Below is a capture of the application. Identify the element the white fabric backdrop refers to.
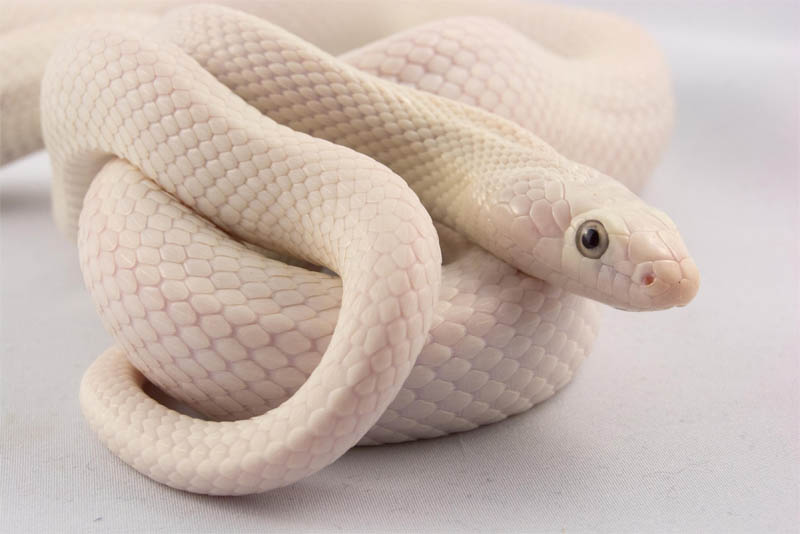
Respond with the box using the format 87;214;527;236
1;1;797;532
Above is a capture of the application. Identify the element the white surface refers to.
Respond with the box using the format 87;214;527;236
1;1;798;532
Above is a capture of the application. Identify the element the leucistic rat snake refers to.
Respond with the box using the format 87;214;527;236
0;0;699;495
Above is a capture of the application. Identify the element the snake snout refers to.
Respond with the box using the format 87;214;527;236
633;253;699;309
676;257;700;306
626;224;699;309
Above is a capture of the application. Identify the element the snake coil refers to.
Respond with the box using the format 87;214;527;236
0;1;698;495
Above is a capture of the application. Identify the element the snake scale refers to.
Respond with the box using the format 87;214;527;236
0;0;699;495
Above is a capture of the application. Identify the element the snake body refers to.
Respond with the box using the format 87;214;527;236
0;1;699;495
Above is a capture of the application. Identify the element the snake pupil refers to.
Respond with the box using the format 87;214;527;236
582;228;600;249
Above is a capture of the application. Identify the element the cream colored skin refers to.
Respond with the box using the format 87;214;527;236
0;1;699;495
163;7;698;311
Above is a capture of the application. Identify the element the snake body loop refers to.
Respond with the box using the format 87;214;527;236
0;0;699;495
43;26;443;494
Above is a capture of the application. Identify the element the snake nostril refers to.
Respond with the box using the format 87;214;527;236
642;272;656;286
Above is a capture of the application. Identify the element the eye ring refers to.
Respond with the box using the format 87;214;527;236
576;220;609;259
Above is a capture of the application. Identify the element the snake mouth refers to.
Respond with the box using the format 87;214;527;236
677;258;701;306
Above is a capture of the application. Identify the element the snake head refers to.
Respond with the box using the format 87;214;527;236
490;170;699;311
560;202;700;311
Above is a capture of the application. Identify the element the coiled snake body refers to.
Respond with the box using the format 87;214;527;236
0;1;699;495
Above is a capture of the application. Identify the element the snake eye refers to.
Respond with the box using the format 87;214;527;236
576;220;609;259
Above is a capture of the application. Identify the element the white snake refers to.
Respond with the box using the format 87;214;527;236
0;1;699;495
